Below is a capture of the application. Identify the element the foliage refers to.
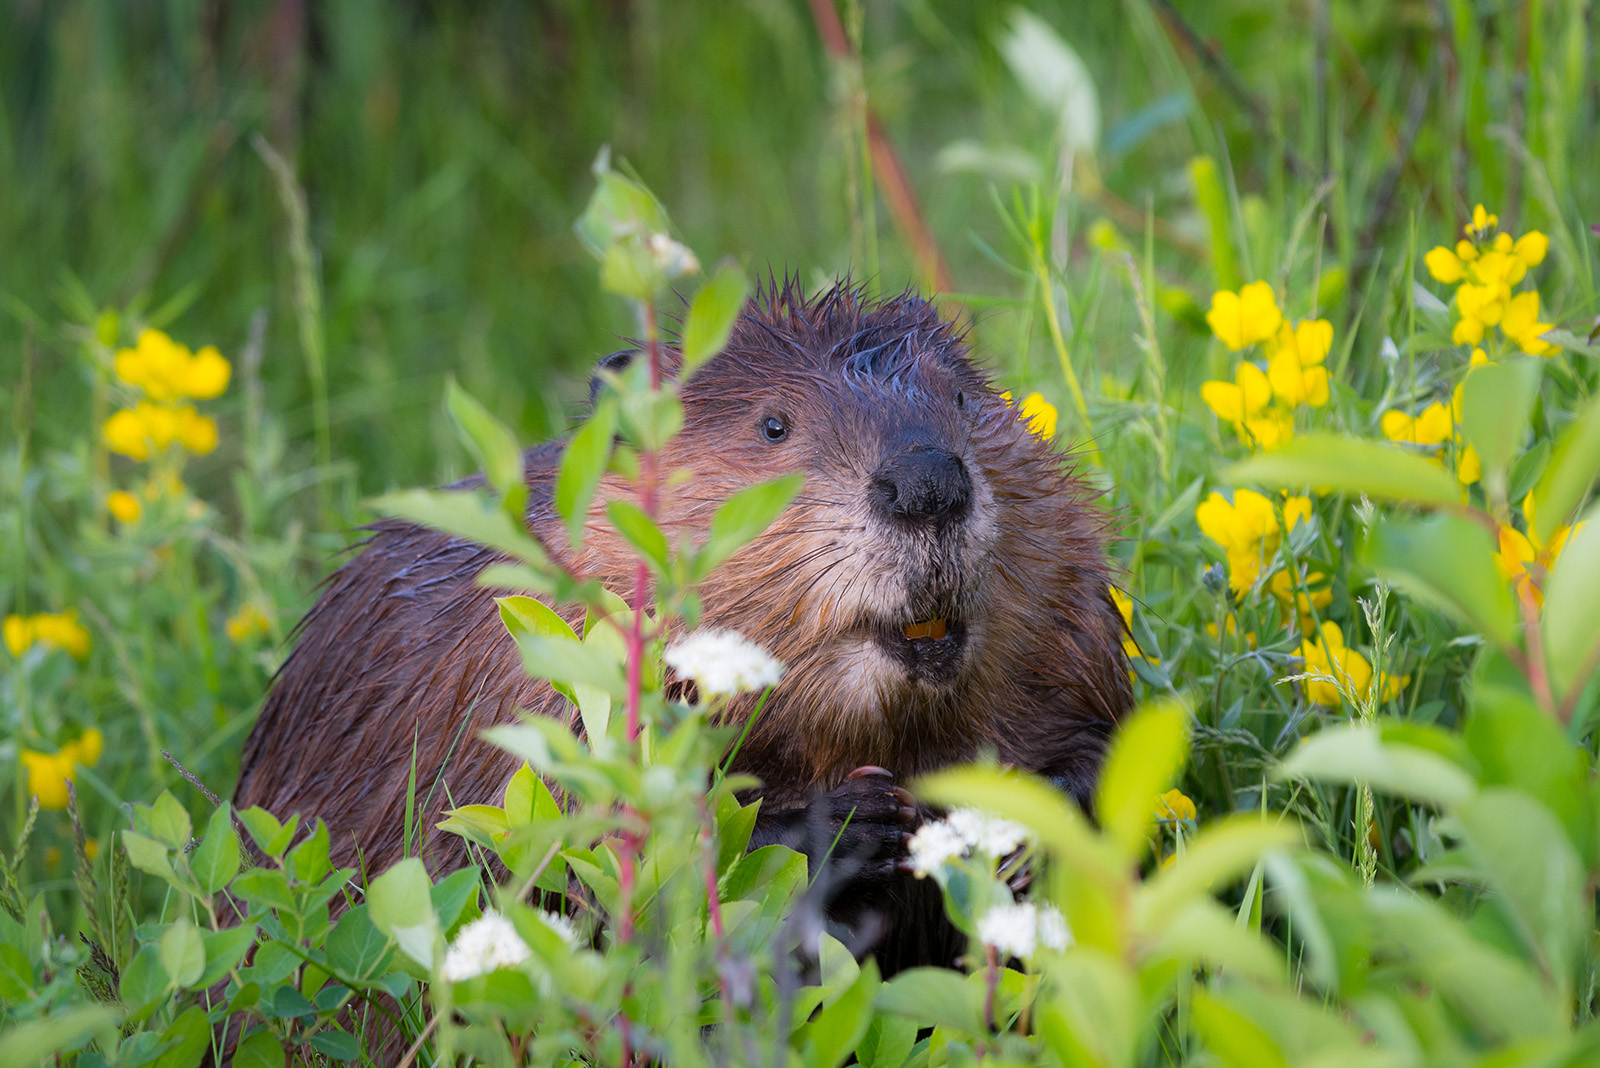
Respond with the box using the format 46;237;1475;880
5;2;1600;1066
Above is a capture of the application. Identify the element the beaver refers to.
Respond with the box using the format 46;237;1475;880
233;278;1132;970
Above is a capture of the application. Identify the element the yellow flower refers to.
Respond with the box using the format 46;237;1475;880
1206;282;1283;351
1109;587;1158;664
1424;246;1465;284
1511;231;1549;270
1267;568;1333;634
1469;203;1498;236
1201;362;1272;423
1456;443;1482;485
102;402;218;459
1156;789;1196;822
1295;621;1406;707
113;329;231;402
4;611;91;659
1240;408;1295;451
19;729;103;810
1502;290;1555;356
1018;392;1057;439
1203;614;1257;648
1196;490;1312;595
1494;495;1586;608
1266;352;1329;409
1272;318;1333;368
226;603;273;643
1381;402;1453;447
107;490;142;523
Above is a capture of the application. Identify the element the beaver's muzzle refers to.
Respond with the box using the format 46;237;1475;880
869;445;972;529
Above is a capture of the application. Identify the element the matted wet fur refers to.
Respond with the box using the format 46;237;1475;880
234;277;1132;977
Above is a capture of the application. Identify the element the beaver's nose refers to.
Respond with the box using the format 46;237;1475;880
870;446;973;526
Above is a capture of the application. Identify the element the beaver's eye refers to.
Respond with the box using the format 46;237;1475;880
761;416;788;442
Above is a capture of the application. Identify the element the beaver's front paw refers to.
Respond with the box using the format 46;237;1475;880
753;765;920;882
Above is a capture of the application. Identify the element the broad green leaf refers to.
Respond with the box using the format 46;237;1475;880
574;156;672;256
694;473;805;576
236;807;299;858
159;918;205;989
874;968;983;1034
618;386;684;453
372;488;549;567
1224;433;1463;506
0;1007;120;1068
121;831;179;888
287;820;331;885
118;944;171;1014
324;906;394;982
1277;724;1477;806
855;1014;917;1068
1148;898;1283;983
1038;949;1139;1068
1135;815;1298;931
1465;685;1588;853
309;1029;361;1062
497;596;580;703
1362;512;1518;650
431;868;483;933
1196;986;1384;1067
1189;991;1288;1068
190;804;241;895
152;1005;210;1068
606;499;669;573
1459;358;1542;486
509;630;627;698
196;924;257;989
800;959;880;1068
233;1030;287;1068
149;791;192;849
366;858;435;937
681;264;749;375
1542;505;1600;700
446;378;528;521
1457;787;1586;981
555;399;618;550
230;868;295;913
1263;854;1371;996
1095;698;1190;858
1532;392;1600;542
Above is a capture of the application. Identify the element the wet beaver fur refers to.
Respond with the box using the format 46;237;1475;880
234;278;1132;973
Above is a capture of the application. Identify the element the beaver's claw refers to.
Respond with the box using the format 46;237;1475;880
753;766;921;883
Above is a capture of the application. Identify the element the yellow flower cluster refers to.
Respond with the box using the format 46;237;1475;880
1155;788;1196;822
102;329;229;462
225;603;273;643
1109;587;1160;677
1001;391;1059;439
1197;489;1310;593
1494;493;1586;609
4;610;91;659
1296;622;1407;708
1381;350;1487;485
1201;282;1331;450
1424;205;1555;355
20;728;104;810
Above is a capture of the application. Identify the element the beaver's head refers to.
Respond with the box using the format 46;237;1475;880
585;279;1121;782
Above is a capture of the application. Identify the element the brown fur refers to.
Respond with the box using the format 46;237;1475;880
234;278;1132;969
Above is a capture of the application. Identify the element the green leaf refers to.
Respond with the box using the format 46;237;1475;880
1038;949;1139;1068
694;472;805;576
1465;685;1588;853
1276;724;1478;806
800;958;880;1068
431;868;483;934
1189;991;1288;1068
149;791;192;849
309;1029;361;1062
575;157;671;257
159;917;206;989
555;399;618;551
324;906;395;982
874;968;983;1034
366;858;435;937
236;807;299;858
1262;854;1371;996
121;831;178;887
233;1030;287;1068
1542;505;1600;700
118;944;172;1014
1457;787;1587;980
152;1005;210;1068
371;487;549;567
0;1007;120;1068
230;868;296;913
287;820;331;885
0;943;32;1001
497;595;580;703
1147;899;1283;982
446;378;528;520
1224;433;1463;506
1135;815;1298;930
681;264;750;375
1532;392;1600;542
1363;511;1518;650
1094;698;1190;858
855;1014;917;1068
606;499;669;573
196;924;257;989
1459;357;1542;487
190;805;241;896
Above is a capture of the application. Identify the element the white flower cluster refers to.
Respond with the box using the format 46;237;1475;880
663;629;785;697
536;909;581;948
440;911;531;981
976;901;1072;959
906;807;1032;876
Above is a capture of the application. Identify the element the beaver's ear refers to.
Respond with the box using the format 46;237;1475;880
589;349;638;405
